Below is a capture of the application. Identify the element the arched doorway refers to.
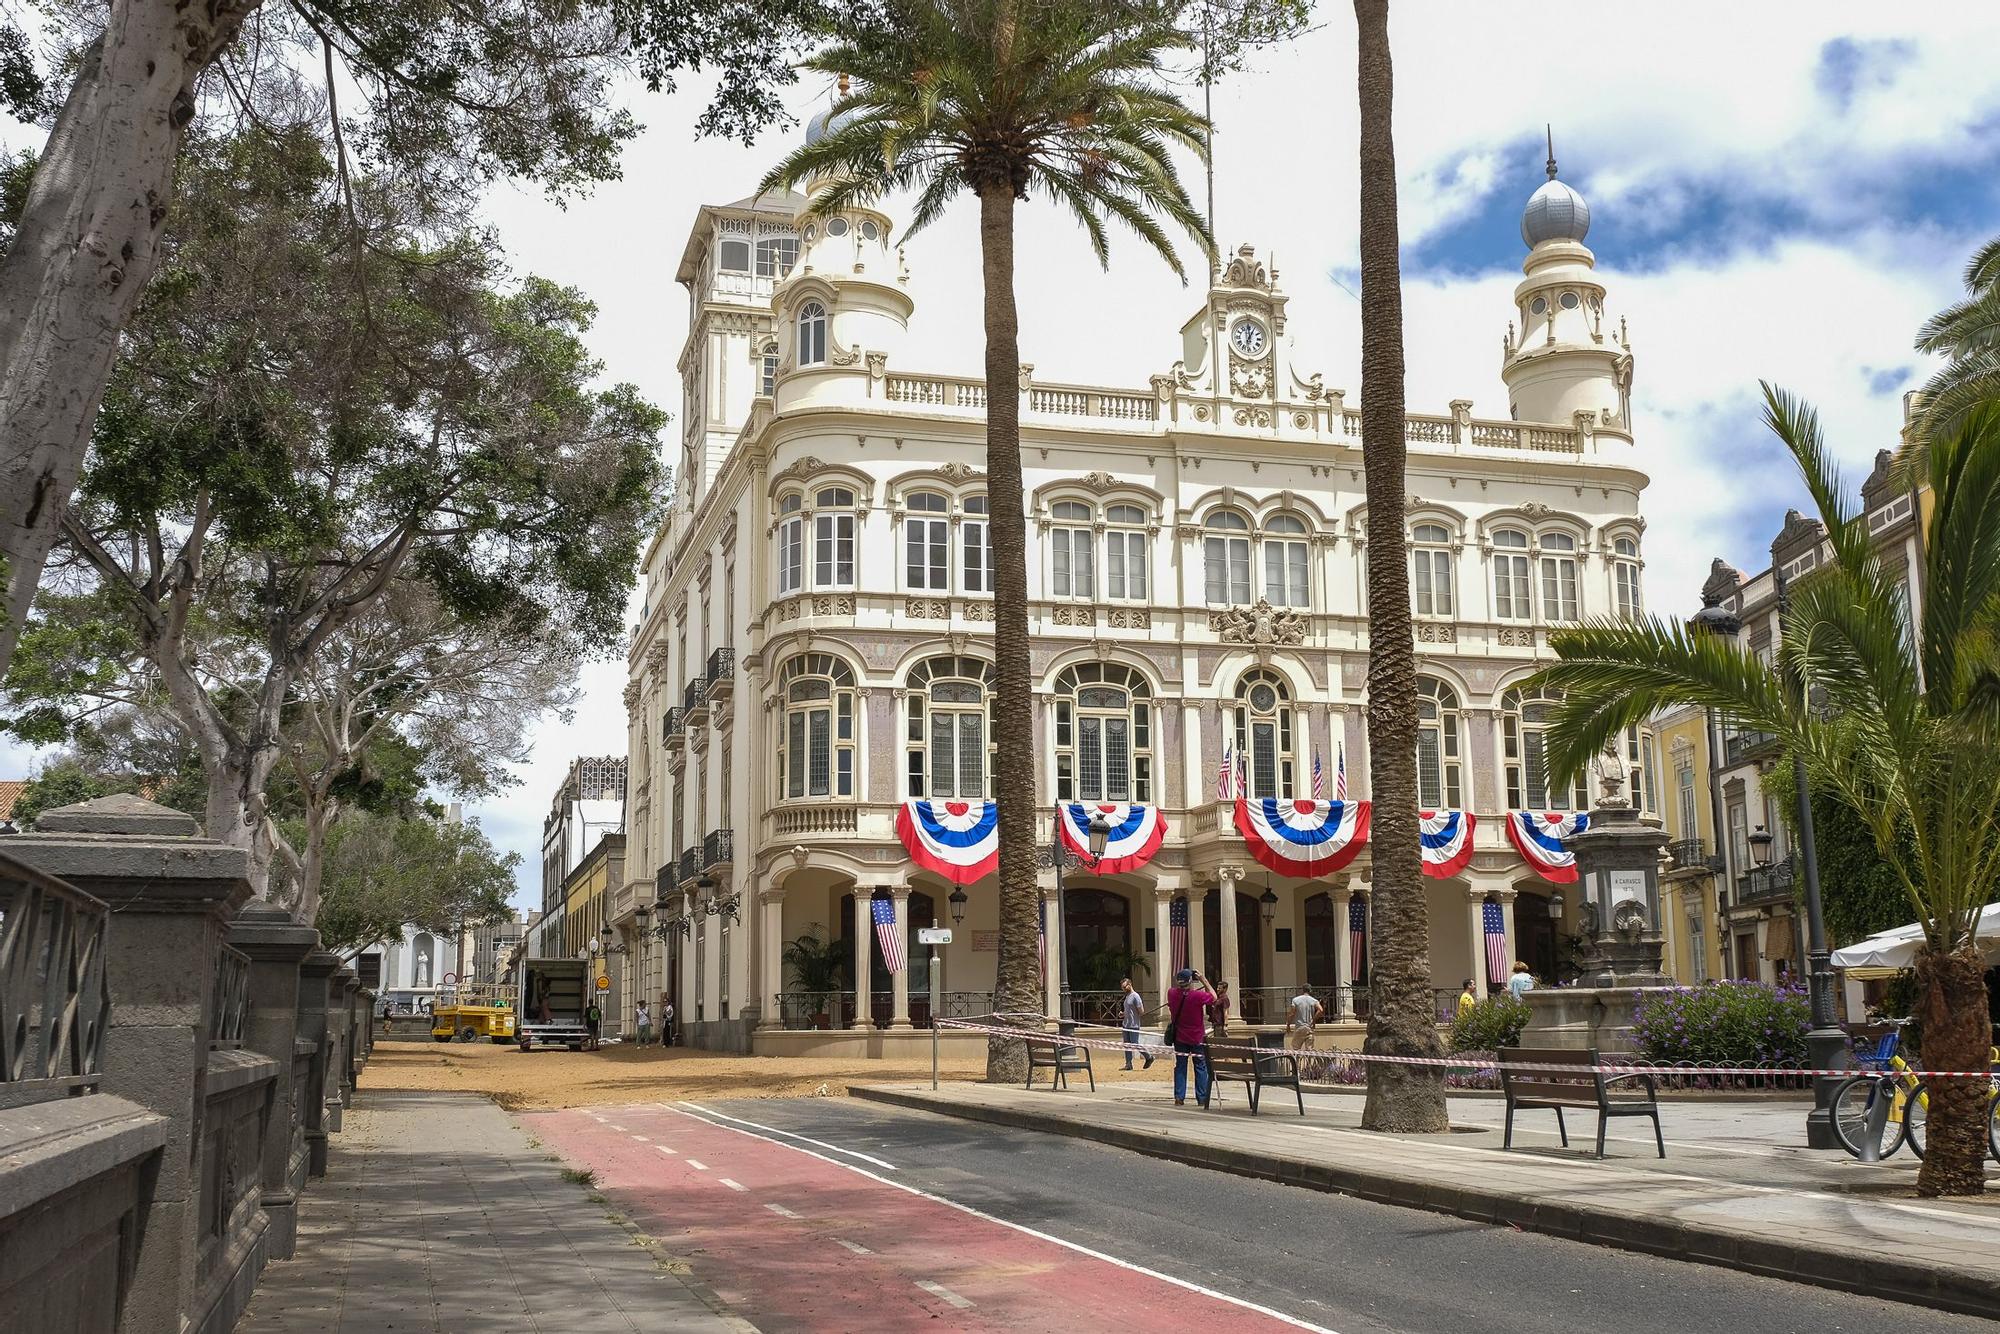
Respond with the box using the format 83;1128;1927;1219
1064;886;1133;1023
1201;891;1264;1018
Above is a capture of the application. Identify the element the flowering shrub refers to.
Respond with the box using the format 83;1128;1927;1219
1448;994;1531;1053
1631;980;1809;1066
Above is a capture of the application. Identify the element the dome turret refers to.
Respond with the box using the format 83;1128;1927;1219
1520;131;1590;246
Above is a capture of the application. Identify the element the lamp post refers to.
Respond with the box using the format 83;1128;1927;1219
1043;808;1111;1032
948;886;968;927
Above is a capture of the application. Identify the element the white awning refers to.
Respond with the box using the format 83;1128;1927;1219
1831;902;2000;979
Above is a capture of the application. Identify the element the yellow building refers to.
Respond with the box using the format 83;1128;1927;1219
559;833;627;1031
1655;703;1721;983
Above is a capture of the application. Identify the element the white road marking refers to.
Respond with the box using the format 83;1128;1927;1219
676;1100;899;1171
662;1105;1336;1333
610;1124;628;1132
687;1159;709;1171
653;1145;678;1157
765;1203;803;1219
720;1178;749;1192
915;1280;974;1310
631;1134;649;1142
834;1238;871;1255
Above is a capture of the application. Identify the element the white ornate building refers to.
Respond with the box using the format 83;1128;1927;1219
617;140;1658;1054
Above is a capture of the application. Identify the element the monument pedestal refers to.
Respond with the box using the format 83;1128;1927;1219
1522;984;1674;1054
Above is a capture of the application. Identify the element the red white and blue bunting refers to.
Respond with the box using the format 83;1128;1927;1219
1505;811;1590;884
1418;810;1477;879
1234;798;1371;878
895;800;999;884
1056;804;1168;874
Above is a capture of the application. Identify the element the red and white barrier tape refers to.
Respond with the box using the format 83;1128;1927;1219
935;1016;1999;1081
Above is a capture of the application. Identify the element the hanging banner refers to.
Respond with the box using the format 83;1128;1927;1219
1234;798;1370;878
895;800;999;884
1056;803;1169;874
1418;810;1477;879
1506;811;1591;884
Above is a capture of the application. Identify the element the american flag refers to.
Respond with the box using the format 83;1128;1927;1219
1349;895;1367;982
1311;748;1326;798
1482;900;1508;990
1169;897;1189;973
872;896;906;975
1236;751;1248;800
1216;741;1232;800
1335;742;1348;800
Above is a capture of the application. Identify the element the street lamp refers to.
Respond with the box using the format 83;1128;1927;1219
948;886;968;926
1748;826;1774;867
1259;885;1279;926
1688;590;1743;977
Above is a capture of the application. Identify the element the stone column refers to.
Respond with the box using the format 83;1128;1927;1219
1152;888;1174;1009
230;903;320;1260
297;951;340;1178
1041;888;1061;1022
1332;885;1355;1020
889;887;912;1029
6;795;257;1334
1467;889;1488;993
1217;865;1244;1001
759;891;785;1030
851;890;874;1029
336;967;361;1106
1186;885;1209;981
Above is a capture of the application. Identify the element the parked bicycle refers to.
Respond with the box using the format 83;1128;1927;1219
1829;1020;2000;1163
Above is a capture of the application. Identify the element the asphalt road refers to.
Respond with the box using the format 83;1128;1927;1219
529;1096;1997;1334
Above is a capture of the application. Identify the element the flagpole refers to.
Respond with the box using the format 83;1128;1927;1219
1052;813;1074;1035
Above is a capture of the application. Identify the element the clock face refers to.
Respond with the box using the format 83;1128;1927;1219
1231;318;1269;357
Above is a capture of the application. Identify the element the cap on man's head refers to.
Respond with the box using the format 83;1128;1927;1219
1175;967;1195;984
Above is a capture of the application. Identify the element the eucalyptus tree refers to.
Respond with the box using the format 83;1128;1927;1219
761;0;1210;1079
1530;388;2000;1197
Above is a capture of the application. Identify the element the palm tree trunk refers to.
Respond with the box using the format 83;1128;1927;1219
1353;0;1448;1133
1915;944;1990;1196
979;179;1037;1082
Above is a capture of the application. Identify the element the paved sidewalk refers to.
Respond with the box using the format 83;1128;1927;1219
852;1080;2000;1318
238;1090;750;1333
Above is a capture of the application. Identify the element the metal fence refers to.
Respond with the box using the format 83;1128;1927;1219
211;943;251;1049
1294;1052;1820;1094
0;847;111;1108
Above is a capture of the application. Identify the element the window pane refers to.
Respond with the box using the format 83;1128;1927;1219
815;516;833;585
1524;730;1549;807
837;515;854;584
1416;727;1442;807
1079;717;1103;798
1230;539;1250;603
1106;718;1130;799
809;710;830;795
788;714;806;797
1205;538;1226;603
1289;543;1308;605
1107;534;1126;598
930;710;955;797
906;524;926;587
837;693;852;740
1127;534;1147;598
837;748;852;797
959;712;983;796
1264;542;1285;604
964;522;986;592
1053;531;1071;595
1253;721;1277;796
1075;533;1094;597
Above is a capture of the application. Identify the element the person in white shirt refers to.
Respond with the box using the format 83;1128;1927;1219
635;1001;653;1046
1285;990;1324;1050
1507;961;1537;1000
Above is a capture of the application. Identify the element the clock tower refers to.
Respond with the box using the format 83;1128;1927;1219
1174;243;1300;416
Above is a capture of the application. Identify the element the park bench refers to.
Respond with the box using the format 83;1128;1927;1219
1498;1046;1665;1159
1205;1036;1306;1115
1025;1033;1095;1092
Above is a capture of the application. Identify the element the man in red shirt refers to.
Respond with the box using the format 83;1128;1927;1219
1165;968;1217;1107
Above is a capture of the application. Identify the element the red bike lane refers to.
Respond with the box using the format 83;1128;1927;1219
528;1100;1328;1333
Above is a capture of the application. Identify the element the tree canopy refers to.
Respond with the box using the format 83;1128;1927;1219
306;810;520;957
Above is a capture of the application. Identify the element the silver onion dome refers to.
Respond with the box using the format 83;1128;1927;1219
804;105;862;146
1521;176;1590;247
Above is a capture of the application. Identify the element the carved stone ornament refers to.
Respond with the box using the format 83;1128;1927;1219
1518;501;1553;519
1052;605;1093;626
1592;739;1630;809
1497;626;1536;648
772;455;828;485
1229;361;1271;400
904;597;948;620
1210;598;1306;646
937;460;979;481
1415;622;1457;645
948;631;969;655
1078;471;1121;492
963;601;995;621
622;680;643;711
865;350;887;379
1108;609;1151;630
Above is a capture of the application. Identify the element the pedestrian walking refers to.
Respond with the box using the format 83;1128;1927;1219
1285;988;1323;1051
635;1001;653;1047
661;998;675;1048
1119;978;1153;1070
584;999;603;1050
1207;979;1232;1038
1456;978;1478;1020
1507;962;1536;1000
1166;968;1216;1107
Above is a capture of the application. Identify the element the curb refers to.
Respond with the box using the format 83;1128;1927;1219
850;1084;2000;1319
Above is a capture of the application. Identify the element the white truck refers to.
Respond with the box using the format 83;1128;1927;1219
515;958;591;1051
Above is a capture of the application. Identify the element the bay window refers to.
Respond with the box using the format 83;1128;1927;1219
1054;662;1153;803
1503;686;1589;810
813;486;855;588
1416;676;1463;809
779;654;856;799
906;655;994;799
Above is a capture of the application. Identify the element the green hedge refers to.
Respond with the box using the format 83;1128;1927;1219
1631;980;1809;1066
1448;993;1531;1053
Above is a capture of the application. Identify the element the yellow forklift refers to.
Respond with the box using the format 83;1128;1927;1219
429;981;517;1043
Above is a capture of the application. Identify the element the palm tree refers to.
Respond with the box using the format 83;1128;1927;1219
1912;235;2000;446
762;0;1209;1081
1352;0;1447;1133
1528;386;2000;1197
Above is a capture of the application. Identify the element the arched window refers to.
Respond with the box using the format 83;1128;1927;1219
906;655;994;799
1503;686;1589;809
1492;529;1531;620
1264;513;1310;607
1105;503;1149;600
905;491;948;591
1416;677;1463;810
779;654;857;799
797;301;828;365
1051;500;1094;599
1204;511;1251;604
1232;668;1296;798
813;486;855;588
1054;662;1153;803
1613;536;1642;619
776;493;804;595
963;495;993;593
1411;522;1454;616
1540;532;1579;621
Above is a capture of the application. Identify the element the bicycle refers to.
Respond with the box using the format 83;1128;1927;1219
1830;1022;2000;1163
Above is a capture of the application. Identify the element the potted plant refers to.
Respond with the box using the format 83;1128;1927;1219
782;925;846;1029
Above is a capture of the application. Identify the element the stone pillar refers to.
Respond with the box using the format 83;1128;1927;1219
1041;888;1061;1022
759;891;785;1030
1186;886;1209;982
6;795;257;1334
336;967;361;1107
890;888;912;1029
1332;886;1355;1020
1467;889;1488;992
230;903;319;1260
1217;865;1244;1001
851;890;874;1029
296;951;340;1178
1152;888;1174;1009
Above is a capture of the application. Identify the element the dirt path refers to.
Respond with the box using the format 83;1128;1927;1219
362;1039;1169;1110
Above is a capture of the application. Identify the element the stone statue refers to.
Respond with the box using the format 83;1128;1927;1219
1210;597;1306;646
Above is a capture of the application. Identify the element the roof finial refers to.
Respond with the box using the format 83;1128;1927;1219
1545;124;1558;180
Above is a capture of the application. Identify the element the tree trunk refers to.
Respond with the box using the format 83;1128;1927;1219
979;180;1036;1083
1354;0;1448;1133
0;0;253;677
1914;944;1989;1196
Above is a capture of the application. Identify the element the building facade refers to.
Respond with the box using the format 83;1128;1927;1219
535;755;627;958
620;139;1658;1053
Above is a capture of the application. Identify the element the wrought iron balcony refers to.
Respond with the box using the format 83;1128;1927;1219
703;827;734;870
1736;857;1796;906
663;706;686;741
683;674;709;717
677;846;700;887
1723;729;1779;766
705;648;735;705
1666;838;1709;872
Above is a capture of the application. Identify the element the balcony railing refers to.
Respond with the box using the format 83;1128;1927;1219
1724;729;1779;766
703;828;734;870
663;706;686;741
0;847;112;1108
1737;857;1796;906
706;648;735;702
683;675;709;716
677;847;700;887
771;804;860;837
1666;838;1709;872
